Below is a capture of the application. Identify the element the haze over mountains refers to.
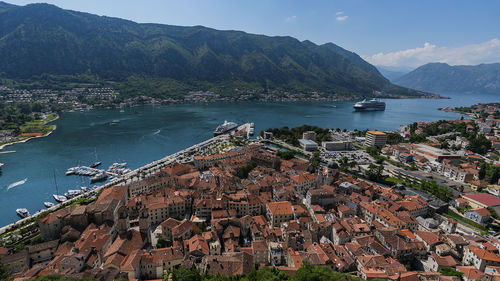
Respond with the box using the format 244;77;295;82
394;62;500;94
0;1;425;97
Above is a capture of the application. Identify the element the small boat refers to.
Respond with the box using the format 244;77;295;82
44;202;55;208
90;172;108;183
64;189;82;199
53;194;68;202
90;162;102;168
66;167;77;176
80;186;90;192
16;208;30;218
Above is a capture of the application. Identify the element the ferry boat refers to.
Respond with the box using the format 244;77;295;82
353;98;386;111
16;208;30;218
44;202;55;208
214;121;238;136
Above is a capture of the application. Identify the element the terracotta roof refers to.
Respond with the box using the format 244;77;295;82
291;173;317;184
267;201;293;216
468;207;491;217
415;230;440;246
468;245;500;262
463;193;500;207
430;253;457;267
120;249;142;271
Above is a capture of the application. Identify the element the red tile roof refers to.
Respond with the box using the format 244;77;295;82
463;193;500;207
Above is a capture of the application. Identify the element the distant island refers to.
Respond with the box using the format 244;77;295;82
394;62;500;94
0;1;434;100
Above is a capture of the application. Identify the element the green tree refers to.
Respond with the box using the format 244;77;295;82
366;164;384;182
0;257;11;281
170;266;202;281
479;162;487;180
439;268;464;281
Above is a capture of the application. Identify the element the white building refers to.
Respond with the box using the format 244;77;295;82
365;131;387;148
298;139;318;151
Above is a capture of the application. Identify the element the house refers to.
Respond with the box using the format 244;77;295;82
452;198;469;208
266;201;294;227
464;208;491;226
28;240;59;265
252;240;269;265
463;245;500;271
291;173;318;196
414;231;441;252
139;247;184;279
306;188;335;208
426;253;457;272
456;266;485;281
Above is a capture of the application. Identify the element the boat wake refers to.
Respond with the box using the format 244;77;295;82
7;178;27;190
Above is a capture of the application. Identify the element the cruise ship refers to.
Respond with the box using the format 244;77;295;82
213;121;238;136
353;98;386;111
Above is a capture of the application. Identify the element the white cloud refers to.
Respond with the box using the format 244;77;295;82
336;11;344;16
284;15;297;23
363;38;500;68
336;15;348;21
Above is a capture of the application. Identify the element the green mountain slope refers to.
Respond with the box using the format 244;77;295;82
0;2;425;97
394;62;500;94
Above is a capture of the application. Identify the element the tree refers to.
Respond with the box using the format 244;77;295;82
156;237;167;248
439;268;464;281
170;266;202;281
0;257;11;281
441;141;449;149
486;166;500;185
479;162;487;180
386;133;404;144
467;134;492;155
366;164;384;182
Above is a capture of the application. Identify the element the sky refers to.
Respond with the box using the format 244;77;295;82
6;0;500;70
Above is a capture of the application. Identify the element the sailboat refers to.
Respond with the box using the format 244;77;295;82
90;148;102;168
52;169;67;203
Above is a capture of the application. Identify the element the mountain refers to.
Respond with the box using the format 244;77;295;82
376;66;411;82
0;2;425;97
395;62;500;94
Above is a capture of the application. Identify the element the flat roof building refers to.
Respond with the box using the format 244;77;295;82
298;139;318;151
302;131;317;141
322;141;351;151
365;131;387;148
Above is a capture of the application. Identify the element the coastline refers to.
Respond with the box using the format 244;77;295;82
0;114;59;151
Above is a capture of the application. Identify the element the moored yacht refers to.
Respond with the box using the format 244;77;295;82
16;208;30;218
53;194;68;203
44;202;55;208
